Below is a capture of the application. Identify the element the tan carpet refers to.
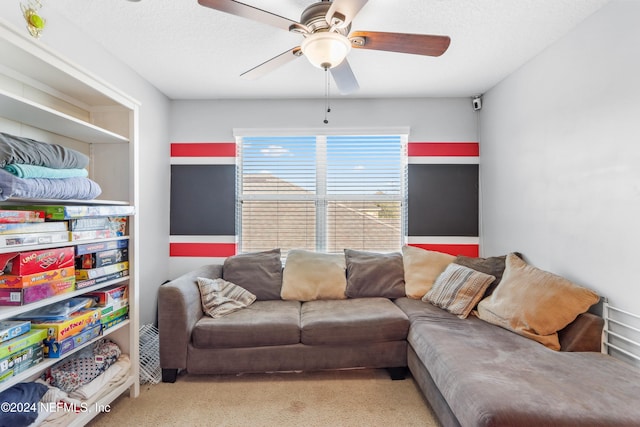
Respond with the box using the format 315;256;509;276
88;369;439;427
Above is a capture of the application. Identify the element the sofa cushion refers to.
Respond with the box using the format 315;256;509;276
558;311;604;352
344;249;405;298
300;298;409;345
402;245;455;299
423;263;495;319
196;277;256;319
192;300;301;348
477;253;600;350
222;249;283;300
393;297;448;323
453;252;521;298
407;304;640;427
281;249;347;301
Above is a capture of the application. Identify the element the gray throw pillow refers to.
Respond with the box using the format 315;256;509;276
344;249;405;298
222;249;283;300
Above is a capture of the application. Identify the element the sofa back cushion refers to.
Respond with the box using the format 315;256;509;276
402;245;455;299
453;253;521;298
477;253;600;350
222;249;283;300
344;249;405;298
281;249;347;301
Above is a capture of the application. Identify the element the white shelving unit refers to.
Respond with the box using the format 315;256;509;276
0;17;139;426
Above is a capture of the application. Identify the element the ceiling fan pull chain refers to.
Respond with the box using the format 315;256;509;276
324;66;331;124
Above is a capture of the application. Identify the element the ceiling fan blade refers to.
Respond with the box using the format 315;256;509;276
326;0;369;29
330;59;359;95
241;47;302;80
349;31;451;57
198;0;299;32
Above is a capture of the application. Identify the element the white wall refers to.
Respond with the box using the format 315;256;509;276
0;5;171;325
480;0;640;314
168;97;478;277
170;98;477;141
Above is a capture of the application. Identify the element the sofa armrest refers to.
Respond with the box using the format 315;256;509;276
558;312;604;352
158;264;223;370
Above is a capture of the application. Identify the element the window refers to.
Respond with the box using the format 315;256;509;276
236;131;407;254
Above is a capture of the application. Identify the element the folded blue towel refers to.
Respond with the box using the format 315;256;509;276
3;163;88;179
0;168;101;201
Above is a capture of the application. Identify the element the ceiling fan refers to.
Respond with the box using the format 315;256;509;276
197;0;451;95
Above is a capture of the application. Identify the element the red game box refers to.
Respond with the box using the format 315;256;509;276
0;247;74;276
85;284;128;306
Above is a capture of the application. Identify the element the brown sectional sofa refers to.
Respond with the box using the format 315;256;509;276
398;298;640;426
159;263;409;379
158;249;640;427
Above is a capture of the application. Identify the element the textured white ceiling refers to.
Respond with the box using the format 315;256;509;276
50;0;610;100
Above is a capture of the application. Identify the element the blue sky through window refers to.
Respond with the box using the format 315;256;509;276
242;135;402;195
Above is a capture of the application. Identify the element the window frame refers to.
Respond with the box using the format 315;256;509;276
234;127;409;254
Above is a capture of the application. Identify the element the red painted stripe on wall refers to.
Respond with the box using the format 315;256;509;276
408;142;479;157
170;242;237;257
409;243;479;257
171;143;236;157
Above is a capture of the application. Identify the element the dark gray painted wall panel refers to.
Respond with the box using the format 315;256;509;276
408;164;479;236
170;165;236;235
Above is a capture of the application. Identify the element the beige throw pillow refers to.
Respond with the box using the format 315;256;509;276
197;277;256;318
281;249;347;301
477;254;600;350
402;245;455;299
424;263;495;319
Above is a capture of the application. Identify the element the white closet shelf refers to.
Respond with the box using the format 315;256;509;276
0;90;129;144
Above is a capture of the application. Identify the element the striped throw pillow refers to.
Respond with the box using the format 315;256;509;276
197;277;256;318
423;263;495;319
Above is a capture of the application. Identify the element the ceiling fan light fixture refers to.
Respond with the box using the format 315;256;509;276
301;32;351;69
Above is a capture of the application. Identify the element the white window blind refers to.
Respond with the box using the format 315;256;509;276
237;133;407;254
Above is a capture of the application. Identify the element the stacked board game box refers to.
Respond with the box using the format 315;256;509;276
0;209;44;224
0;214;69;248
86;284;128;306
0;320;31;343
86;284;129;331
0;343;44;383
75;247;128;269
0;246;74;276
0;231;69;248
0;247;76;306
0;247;75;306
0;328;46;382
16;298;102;358
75;261;128;281
45;323;102;358
0;221;67;235
0;328;46;359
69;216;128;241
74;240;129;289
0;205;135;220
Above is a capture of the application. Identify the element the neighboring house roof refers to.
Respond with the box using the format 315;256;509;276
242;174;401;253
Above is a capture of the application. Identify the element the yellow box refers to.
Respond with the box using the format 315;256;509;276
30;308;101;342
